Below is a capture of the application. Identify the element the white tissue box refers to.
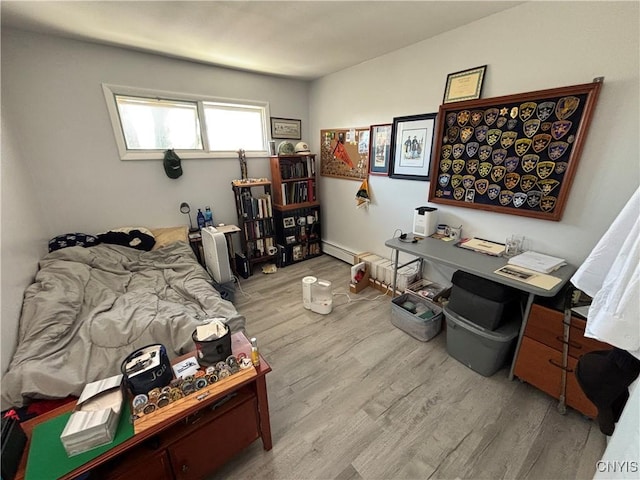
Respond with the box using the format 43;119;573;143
60;374;124;457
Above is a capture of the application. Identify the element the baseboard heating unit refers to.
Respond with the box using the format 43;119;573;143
321;241;357;264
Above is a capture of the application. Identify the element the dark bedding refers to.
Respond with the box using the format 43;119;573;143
1;241;245;409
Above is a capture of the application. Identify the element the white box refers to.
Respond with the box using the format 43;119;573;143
360;254;382;280
372;258;389;282
377;260;393;285
396;265;418;291
60;374;124;457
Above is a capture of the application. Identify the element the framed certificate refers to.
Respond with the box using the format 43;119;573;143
443;65;487;104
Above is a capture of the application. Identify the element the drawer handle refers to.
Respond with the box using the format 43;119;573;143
554;336;582;349
548;358;573;372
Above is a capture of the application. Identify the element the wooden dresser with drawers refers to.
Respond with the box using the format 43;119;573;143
514;303;611;418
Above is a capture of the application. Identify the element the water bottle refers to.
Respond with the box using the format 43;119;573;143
204;206;214;227
197;209;205;229
250;337;260;366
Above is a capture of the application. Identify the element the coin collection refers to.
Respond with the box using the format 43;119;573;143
429;82;601;220
130;353;253;419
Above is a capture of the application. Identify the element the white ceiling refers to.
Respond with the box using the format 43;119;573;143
1;1;523;80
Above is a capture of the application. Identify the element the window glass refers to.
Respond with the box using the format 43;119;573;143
204;103;265;151
103;84;270;159
115;96;202;150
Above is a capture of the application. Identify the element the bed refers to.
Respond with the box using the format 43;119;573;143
1;227;245;410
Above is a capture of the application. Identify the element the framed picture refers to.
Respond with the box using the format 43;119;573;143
270;117;301;140
428;80;602;221
389;113;437;181
285;235;297;245
443;65;487;104
368;123;392;176
283;217;295;228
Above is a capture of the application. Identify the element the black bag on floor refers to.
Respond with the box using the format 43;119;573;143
575;348;640;436
1;415;27;480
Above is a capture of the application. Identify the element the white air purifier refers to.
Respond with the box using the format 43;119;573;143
201;226;233;284
302;276;317;309
413;206;438;237
310;279;332;315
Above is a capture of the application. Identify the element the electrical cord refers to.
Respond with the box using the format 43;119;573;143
392;227;418;244
232;274;259;300
331;284;392;308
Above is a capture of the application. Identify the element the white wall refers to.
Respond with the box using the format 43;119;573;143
310;1;639;279
0;112;50;374
1;29;310;234
0;29;310;376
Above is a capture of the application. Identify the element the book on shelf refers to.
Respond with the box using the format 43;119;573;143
507;251;567;273
257;193;273;217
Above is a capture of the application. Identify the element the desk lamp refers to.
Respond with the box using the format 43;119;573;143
180;202;198;232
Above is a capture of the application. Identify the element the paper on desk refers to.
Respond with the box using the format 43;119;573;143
458;238;505;256
215;224;241;234
508;250;566;273
77;375;123;405
196;318;227;341
494;265;563;290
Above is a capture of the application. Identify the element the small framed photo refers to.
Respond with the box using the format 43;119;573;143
389;113;437;181
443;65;487;104
285;235;297;245
271;117;301;140
368;123;392;176
293;245;303;261
283;217;295;228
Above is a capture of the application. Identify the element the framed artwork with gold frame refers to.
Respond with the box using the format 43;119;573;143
443;65;487;104
428;80;602;221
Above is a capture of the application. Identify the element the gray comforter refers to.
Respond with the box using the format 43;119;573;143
1;241;245;409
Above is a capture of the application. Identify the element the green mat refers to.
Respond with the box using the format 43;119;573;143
25;403;133;480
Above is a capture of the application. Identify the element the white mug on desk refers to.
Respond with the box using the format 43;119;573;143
449;226;462;242
437;224;450;236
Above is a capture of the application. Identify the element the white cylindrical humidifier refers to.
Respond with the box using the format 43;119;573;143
302;276;317;309
310;279;333;315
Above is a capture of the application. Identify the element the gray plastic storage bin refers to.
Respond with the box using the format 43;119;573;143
443;305;520;376
391;293;443;341
447;270;521;331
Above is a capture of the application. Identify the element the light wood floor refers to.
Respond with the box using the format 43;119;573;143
211;254;606;480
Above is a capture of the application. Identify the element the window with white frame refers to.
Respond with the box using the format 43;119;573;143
102;84;270;160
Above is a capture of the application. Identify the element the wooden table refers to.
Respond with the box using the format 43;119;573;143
15;332;272;480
